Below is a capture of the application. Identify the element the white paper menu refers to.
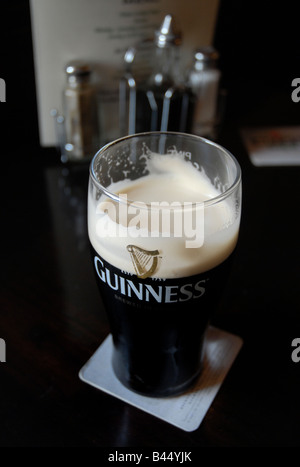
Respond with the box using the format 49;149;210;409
241;126;300;166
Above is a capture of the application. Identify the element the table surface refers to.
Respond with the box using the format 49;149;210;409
1;115;300;448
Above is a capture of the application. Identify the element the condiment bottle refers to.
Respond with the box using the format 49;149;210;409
187;47;221;139
63;60;99;161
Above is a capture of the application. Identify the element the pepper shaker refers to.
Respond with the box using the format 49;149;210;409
63;60;99;162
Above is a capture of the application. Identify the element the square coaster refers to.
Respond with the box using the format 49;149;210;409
79;326;243;432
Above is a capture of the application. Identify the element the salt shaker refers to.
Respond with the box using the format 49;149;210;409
187;47;221;139
63;60;99;162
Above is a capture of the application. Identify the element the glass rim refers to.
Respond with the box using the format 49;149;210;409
89;131;242;209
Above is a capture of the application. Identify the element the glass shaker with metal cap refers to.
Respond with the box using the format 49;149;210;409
63;60;99;162
120;15;195;135
187;46;221;139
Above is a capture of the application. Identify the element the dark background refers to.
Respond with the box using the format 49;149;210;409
1;0;300;449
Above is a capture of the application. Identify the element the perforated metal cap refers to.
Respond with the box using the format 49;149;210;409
194;46;219;63
65;60;92;77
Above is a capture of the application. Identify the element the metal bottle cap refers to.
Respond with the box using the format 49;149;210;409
65;60;91;75
194;46;219;64
65;60;92;83
154;15;182;48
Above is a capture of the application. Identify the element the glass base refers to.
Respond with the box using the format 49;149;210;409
111;347;203;398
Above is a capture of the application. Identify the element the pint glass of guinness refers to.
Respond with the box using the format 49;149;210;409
88;132;241;397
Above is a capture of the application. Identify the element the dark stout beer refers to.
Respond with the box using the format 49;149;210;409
91;247;233;397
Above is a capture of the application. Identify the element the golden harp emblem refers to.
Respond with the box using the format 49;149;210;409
127;245;160;279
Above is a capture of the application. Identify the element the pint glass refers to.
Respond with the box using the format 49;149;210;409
88;132;241;397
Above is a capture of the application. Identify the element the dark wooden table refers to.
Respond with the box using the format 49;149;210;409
1;115;300;449
1;0;300;452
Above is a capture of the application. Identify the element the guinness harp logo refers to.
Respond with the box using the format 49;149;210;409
127;245;160;279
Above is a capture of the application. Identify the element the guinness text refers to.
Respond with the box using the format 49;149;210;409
94;256;206;304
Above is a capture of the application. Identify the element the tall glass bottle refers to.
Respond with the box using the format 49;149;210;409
121;15;195;135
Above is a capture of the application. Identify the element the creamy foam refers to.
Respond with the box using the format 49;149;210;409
88;154;240;278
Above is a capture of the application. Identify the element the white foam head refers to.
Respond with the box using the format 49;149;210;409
88;151;241;278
